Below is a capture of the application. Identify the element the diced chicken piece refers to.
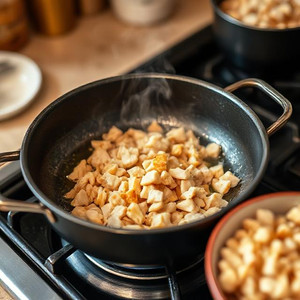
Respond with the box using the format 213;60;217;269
212;178;231;195
64;188;77;199
169;167;191;180
180;179;193;194
108;148;118;159
181;187;206;200
206;143;221;158
145;135;169;152
120;189;138;204
146;149;157;159
102;126;123;141
140;185;156;199
199;165;213;184
127;166;145;177
210;164;224;179
271;274;289;299
140;170;161;185
116;168;127;177
72;172;95;193
139;201;148;216
187;145;201;167
167;156;180;169
94;187;108;207
287;205;300;225
163;186;178;202
162;202;177;213
253;227;272;244
194;197;205;208
91;140;112;150
219;171;240;188
86;208;104;225
256;209;275;227
203;207;221;217
151;212;172;228
118;180;129;193
147;189;164;204
101;172;122;190
126;128;147;140
101;203;113;223
160;171;177;188
88;148;111;168
118;146;139;169
128;176;141;194
171;144;184;157
108;191;125;207
176;199;196;213
142;159;152;171
103;163;118;175
71;189;90;206
204;193;223;210
147;120;163;133
127;203;145;225
67;160;92;181
179;213;205;225
188;155;200;167
152;153;168;173
149;202;164;212
110;205;127;219
122;216;134;226
107;216;123;228
186;129;198;141
85;184;98;202
72;206;87;219
166;127;186;143
171;211;184;225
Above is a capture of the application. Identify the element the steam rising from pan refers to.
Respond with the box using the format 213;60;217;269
119;58;190;130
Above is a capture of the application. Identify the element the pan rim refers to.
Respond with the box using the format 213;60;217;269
20;73;269;235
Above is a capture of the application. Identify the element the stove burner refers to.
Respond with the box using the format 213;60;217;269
84;255;205;281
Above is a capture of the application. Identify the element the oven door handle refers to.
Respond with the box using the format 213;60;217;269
0;194;56;223
225;78;293;136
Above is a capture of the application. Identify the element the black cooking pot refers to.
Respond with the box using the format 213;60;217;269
211;0;300;72
0;74;292;269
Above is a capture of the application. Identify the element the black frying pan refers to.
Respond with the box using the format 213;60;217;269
0;74;292;269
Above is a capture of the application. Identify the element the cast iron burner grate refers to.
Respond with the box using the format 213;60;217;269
83;255;205;281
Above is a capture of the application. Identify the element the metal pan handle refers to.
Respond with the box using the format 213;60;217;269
225;78;292;136
0;150;20;167
0;194;56;223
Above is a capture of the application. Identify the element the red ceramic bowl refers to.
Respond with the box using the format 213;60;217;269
205;191;300;300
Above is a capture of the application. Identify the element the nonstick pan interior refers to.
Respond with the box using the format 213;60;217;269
21;74;268;218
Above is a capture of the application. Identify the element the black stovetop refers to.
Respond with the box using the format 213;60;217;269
0;25;299;300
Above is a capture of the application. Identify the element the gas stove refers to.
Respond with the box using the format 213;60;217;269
0;25;299;300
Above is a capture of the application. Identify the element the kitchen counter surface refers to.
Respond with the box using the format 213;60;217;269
0;0;212;298
0;0;212;153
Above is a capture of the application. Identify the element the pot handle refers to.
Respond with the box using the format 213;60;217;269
0;150;20;167
225;78;292;136
0;194;56;223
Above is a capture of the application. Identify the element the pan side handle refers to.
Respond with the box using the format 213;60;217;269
0;194;56;223
0;150;20;167
225;78;293;136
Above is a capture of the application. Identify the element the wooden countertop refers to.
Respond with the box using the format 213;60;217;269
0;0;212;153
0;0;212;296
